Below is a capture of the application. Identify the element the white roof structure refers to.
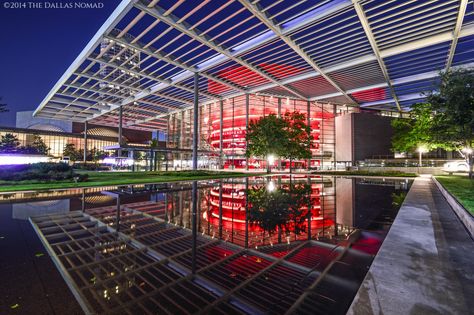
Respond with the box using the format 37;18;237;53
34;0;474;131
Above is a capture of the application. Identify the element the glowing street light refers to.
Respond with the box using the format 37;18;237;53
267;180;276;192
267;154;275;165
267;154;276;173
462;147;472;155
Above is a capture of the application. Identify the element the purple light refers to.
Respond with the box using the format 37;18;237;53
0;154;50;165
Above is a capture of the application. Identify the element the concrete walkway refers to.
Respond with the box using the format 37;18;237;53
348;176;474;315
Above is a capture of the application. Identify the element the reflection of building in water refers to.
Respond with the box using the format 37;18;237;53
149;177;336;248
335;177;410;231
201;177;336;248
24;176;412;314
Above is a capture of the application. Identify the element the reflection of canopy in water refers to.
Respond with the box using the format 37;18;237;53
12;199;70;220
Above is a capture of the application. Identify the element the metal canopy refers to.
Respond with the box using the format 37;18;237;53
34;0;474;131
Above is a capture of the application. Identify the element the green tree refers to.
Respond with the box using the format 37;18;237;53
91;148;108;164
282;111;313;173
427;68;474;178
391;103;446;153
245;114;289;170
245;112;312;172
30;135;50;155
391;69;474;177
0;133;20;153
63;143;81;162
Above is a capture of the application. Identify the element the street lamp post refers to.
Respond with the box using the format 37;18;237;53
267;154;275;173
417;145;427;173
462;147;473;177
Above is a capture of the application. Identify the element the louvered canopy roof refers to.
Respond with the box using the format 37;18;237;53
34;0;474;131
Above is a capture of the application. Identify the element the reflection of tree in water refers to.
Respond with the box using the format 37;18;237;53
247;182;312;237
391;191;407;209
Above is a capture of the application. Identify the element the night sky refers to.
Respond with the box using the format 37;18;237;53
0;0;120;126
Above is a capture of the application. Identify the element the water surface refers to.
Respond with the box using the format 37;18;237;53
0;175;411;314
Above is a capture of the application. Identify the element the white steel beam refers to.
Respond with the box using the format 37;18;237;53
445;0;468;70
352;0;401;111
239;0;356;103
93;0;353;123
107;34;247;93
134;0;307;100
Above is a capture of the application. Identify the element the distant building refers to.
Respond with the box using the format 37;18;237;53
0;111;152;158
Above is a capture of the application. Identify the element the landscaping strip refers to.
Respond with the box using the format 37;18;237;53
435;176;474;215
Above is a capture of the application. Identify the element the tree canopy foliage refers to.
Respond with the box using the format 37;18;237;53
0;133;50;155
245;111;313;170
63;143;82;161
0;133;21;152
391;68;474;177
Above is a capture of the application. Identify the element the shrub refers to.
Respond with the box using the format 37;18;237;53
0;162;84;182
73;163;110;171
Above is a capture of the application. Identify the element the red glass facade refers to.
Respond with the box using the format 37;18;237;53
167;94;339;170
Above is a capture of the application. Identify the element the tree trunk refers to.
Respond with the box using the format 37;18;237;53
469;155;473;179
289;158;293;175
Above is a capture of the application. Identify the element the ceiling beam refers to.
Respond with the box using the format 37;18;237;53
106;34;248;93
88;55;220;101
134;0;307;100
352;0;401;111
238;0;356;104
445;0;468;70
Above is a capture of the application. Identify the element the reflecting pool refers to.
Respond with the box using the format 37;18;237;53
0;175;411;314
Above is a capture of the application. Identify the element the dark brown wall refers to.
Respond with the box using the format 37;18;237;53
353;113;394;161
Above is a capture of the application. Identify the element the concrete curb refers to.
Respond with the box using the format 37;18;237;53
432;177;474;239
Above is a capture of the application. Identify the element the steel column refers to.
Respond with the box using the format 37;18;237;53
352;0;401;111
219;100;224;169
83;120;88;163
192;72;199;170
118;106;123;157
277;97;282;170
445;0;468;70
245;94;249;171
218;180;223;239
307;101;311;171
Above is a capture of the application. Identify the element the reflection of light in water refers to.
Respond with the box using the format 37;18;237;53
267;181;275;192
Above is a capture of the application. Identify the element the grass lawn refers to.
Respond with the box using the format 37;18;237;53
0;170;261;193
436;175;474;215
313;170;417;177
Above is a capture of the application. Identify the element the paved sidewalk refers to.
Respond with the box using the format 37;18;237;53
347;176;474;315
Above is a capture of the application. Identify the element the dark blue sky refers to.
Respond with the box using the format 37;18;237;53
0;0;120;126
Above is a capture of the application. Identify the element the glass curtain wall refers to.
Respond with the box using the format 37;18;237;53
0;130;116;157
166;94;341;171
